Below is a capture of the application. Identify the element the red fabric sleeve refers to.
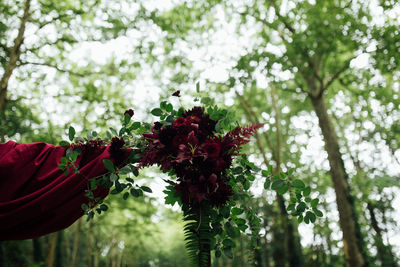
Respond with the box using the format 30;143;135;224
0;141;128;241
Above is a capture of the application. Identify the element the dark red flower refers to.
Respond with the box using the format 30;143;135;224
172;135;188;147
173;118;187;127
172;90;181;97
187;115;200;124
183;107;205;118
109;137;126;160
209;181;233;206
159;127;177;146
201;139;221;159
124;109;134;117
152;121;163;131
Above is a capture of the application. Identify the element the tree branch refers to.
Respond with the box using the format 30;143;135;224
18;61;94;77
323;56;355;92
0;0;31;108
269;0;323;86
0;43;9;54
236;91;274;165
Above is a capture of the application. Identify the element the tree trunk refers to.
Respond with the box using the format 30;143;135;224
367;202;398;267
237;90;303;267
71;219;82;267
0;242;4;267
0;0;31;142
55;230;66;267
87;222;93;267
309;93;365;267
45;232;59;267
33;238;45;264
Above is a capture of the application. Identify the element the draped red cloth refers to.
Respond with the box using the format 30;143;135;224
0;141;126;241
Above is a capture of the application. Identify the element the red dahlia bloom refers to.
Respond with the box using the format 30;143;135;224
172;135;188;147
201;139;221;159
124;109;134;117
173;118;186;127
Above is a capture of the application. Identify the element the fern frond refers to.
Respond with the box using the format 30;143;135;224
182;203;212;267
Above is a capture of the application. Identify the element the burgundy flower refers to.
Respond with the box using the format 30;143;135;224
201;139;221;159
172;135;188;147
187;131;198;146
172;90;181;97
124;109;134;117
207;173;219;192
152;121;163;131
136;106;261;206
159;127;177;146
209;181;233;206
173;118;187;127
109;137;126;160
186;115;200;124
183;107;205;118
189;184;206;203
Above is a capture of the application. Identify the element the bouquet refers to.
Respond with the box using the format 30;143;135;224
58;90;319;266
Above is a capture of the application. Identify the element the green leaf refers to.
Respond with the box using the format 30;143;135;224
271;179;285;190
268;165;273;174
123;192;129;200
232;207;244;215
215;249;222;258
291;179;305;188
278;184;289;195
303;186;311;197
141;186;152;193
297;215;303;223
222;239;235;248
313;208;323;217
110;189;119;194
130;188;140;197
110;127;118;136
307;211;317;223
103;159;115;172
151;108;163;116
232;167;243;174
81;203;88;212
110;173;118;182
223;247;233;259
225;222;236;238
130;122;141;130
59;140;70;147
248;174;255;181
166;115;175;122
201;97;211;104
304;213;310;224
264;179;271;189
86;211;94;221
296;202;307;212
165;103;173;112
311;198;319;208
68;126;75;141
100;204;108;211
124;113;131;125
234;218;246;226
196;81;200;92
220;206;230;218
243;180;250;190
286;203;295;211
118;166;131;174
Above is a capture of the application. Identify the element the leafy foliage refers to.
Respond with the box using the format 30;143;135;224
57;90;317;264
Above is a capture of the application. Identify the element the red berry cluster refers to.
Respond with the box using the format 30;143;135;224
139;106;262;206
